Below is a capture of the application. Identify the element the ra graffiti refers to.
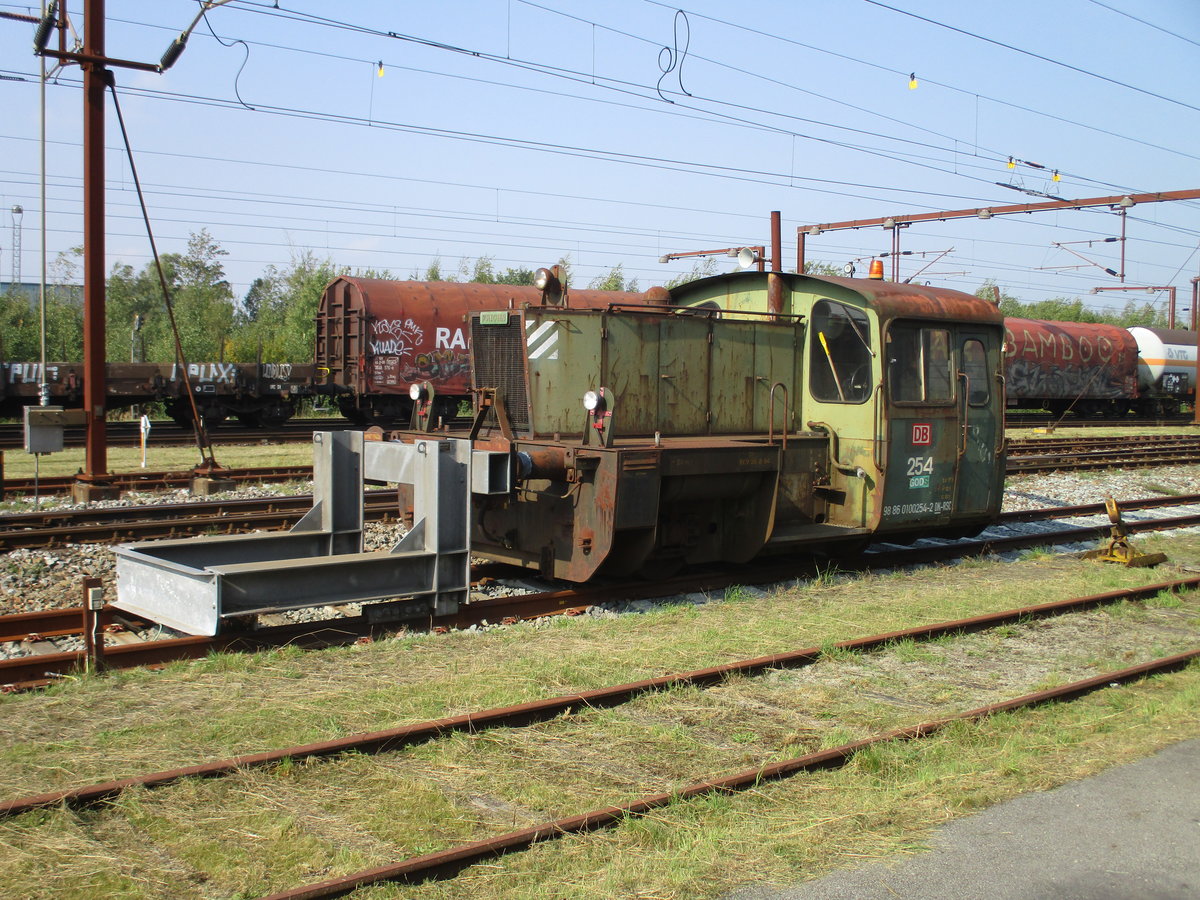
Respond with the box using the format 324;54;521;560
404;349;471;381
370;318;425;359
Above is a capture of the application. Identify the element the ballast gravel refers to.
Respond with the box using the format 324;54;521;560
2;464;1200;634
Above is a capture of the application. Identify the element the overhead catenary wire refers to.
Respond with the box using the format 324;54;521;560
85;3;1200;173
2;2;1192;308
638;0;1200;165
859;0;1200;115
223;0;1200;187
15;2;1192;211
1083;0;1200;49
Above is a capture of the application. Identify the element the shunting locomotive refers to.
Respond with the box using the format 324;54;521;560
464;270;1006;579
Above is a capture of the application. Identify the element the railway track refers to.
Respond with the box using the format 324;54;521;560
0;488;1196;552
0;464;315;496
4;495;1199;689
1004;413;1193;429
1005;434;1200;473
1;576;1195;898
2;434;1196;501
0;490;400;550
0;418;358;450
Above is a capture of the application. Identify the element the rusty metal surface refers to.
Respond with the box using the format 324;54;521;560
1005;318;1138;402
257;646;1200;899
4;577;1196;821
816;275;1004;326
798;189;1200;233
82;0;108;483
314;277;650;402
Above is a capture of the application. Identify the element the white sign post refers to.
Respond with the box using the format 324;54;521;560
140;414;152;468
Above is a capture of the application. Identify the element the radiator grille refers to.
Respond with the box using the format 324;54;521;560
470;312;530;433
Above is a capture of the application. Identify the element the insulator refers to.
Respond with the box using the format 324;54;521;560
160;36;188;71
33;1;57;52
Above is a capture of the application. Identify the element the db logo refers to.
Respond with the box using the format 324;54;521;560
912;423;932;445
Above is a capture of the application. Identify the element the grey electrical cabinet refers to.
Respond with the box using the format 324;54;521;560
23;406;86;454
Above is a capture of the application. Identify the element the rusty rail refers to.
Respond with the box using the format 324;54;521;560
259;647;1200;899
3;576;1196;819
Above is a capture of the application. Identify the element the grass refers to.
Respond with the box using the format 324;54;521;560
0;537;1199;897
1;441;315;479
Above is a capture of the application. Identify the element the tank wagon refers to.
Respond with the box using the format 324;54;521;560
1128;327;1196;415
1003;318;1138;417
314;274;660;425
1003;321;1196;417
466;271;1006;579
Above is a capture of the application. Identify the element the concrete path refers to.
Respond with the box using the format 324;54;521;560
729;738;1200;900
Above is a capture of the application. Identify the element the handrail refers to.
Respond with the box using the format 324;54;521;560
995;373;1007;455
872;380;886;473
957;371;969;458
768;382;789;450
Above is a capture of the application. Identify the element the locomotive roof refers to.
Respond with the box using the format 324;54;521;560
668;270;1004;326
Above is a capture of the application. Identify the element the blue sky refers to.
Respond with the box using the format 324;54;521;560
1;0;1197;316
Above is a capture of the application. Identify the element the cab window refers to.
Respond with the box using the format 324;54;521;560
888;324;953;404
963;339;990;406
809;299;873;404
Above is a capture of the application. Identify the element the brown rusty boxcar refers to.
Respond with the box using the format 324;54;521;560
314;275;658;424
1003;318;1139;416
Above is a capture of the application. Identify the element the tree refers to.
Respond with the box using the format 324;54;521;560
105;229;236;363
802;260;844;277
240;276;275;324
421;257;445;281
663;257;717;289
588;263;638;292
0;248;84;361
1114;299;1164;328
982;278;1167;328
228;250;341;362
494;266;536;285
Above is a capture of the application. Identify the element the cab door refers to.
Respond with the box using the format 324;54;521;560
882;322;957;528
881;321;1004;529
954;330;1005;517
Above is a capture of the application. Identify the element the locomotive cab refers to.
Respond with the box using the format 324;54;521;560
672;271;1006;542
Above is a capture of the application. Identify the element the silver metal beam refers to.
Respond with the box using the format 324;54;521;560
114;432;502;635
